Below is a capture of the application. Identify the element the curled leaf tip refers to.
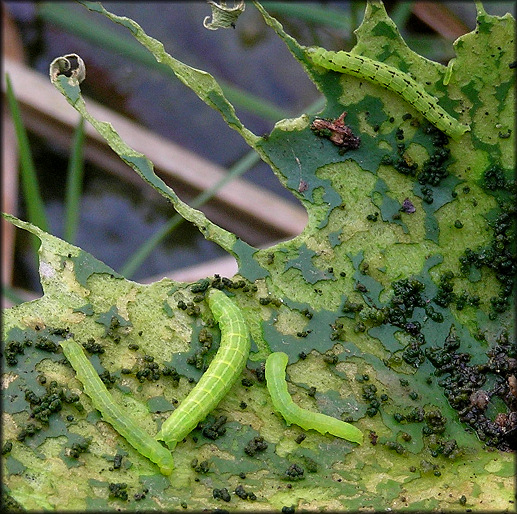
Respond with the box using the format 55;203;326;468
49;53;86;84
203;0;245;30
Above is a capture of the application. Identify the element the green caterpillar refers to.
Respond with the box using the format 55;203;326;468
60;338;174;475
265;352;363;444
307;46;470;140
156;289;251;449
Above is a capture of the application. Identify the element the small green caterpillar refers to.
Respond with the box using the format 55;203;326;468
265;352;363;444
307;46;470;140
156;289;251;449
60;338;174;475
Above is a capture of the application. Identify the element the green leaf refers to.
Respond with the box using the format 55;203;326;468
2;1;515;511
49;72;238;258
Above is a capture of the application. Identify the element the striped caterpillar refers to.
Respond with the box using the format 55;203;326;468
265;352;363;444
156;289;251;449
60;338;174;475
306;46;470;140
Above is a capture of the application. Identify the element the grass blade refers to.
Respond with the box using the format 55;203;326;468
390;2;415;28
1;285;26;306
261;2;352;30
5;74;49;235
120;95;325;279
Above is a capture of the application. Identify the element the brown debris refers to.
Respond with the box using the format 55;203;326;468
311;111;361;150
508;375;517;399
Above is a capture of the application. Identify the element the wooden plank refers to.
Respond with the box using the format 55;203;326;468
412;2;468;40
2;5;24;286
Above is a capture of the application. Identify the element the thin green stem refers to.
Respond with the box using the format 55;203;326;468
5;73;49;258
64;118;85;243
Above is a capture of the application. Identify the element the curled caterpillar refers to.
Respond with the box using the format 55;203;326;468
60;337;174;475
306;46;470;140
156;289;251;449
265;351;363;444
